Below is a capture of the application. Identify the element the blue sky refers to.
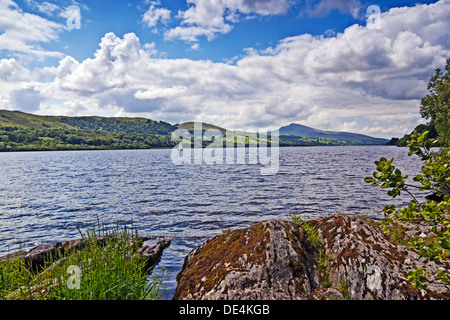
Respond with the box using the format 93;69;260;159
12;0;439;62
0;0;449;138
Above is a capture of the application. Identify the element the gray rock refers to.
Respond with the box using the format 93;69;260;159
173;215;450;300
173;219;319;300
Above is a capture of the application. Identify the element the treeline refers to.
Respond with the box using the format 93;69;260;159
0;126;176;152
179;129;352;147
57;116;176;135
389;122;440;147
0;126;362;152
278;134;353;146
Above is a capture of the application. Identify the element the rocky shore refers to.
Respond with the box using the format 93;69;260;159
3;214;449;300
173;215;450;300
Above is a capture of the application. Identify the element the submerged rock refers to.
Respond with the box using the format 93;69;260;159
173;215;450;300
139;238;172;271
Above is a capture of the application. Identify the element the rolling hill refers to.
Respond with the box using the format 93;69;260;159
0;110;176;135
177;121;226;133
0;110;73;130
279;123;388;145
0;110;389;152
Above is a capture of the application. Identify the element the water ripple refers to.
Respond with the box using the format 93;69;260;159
0;146;426;298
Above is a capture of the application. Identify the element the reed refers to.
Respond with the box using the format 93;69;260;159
0;220;164;300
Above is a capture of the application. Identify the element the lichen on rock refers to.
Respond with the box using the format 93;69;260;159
173;214;450;300
173;219;320;300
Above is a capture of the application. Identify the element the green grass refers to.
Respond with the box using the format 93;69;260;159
0;221;164;300
338;277;351;300
0;110;73;130
289;212;331;288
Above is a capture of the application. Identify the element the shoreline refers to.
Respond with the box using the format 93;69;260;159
0;144;393;154
3;213;449;300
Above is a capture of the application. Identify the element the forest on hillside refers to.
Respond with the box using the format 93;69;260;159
0;126;175;152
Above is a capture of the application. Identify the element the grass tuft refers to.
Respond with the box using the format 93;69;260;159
0;220;164;300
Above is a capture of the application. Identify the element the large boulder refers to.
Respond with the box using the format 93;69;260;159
173;219;319;300
173;215;450;300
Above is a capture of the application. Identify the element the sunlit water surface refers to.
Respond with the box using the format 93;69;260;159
0;146;425;298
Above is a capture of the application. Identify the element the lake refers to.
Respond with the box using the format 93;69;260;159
0;146;426;298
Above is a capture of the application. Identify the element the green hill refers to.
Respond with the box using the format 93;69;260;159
0;110;391;152
279;123;389;145
56;116;176;135
0;110;73;130
177;121;226;133
0;110;177;135
0;110;176;152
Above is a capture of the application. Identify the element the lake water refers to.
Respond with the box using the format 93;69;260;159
0;146;426;298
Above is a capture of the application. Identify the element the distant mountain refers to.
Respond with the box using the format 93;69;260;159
0;110;389;152
279;123;389;145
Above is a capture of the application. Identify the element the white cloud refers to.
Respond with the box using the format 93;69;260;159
135;86;188;100
0;58;31;81
142;3;171;30
161;0;292;42
0;0;65;59
190;43;200;50
305;0;362;18
164;24;233;42
9;86;43;112
25;0;60;16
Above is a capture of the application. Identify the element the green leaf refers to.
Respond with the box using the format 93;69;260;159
364;177;375;183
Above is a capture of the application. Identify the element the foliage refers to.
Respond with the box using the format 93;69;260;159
338;277;351;300
57;116;176;135
420;58;450;147
289;212;331;288
0;126;176;152
278;134;351;146
0;125;372;153
365;131;449;199
0;221;164;300
0;110;391;152
407;265;428;290
365;130;450;289
397;122;438;147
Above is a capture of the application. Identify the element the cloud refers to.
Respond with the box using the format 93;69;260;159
25;0;60;16
0;58;31;81
160;0;292;42
142;3;171;30
190;43;200;50
9;86;43;112
2;0;449;139
338;112;425;138
164;24;233;42
305;0;362;18
0;0;65;59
